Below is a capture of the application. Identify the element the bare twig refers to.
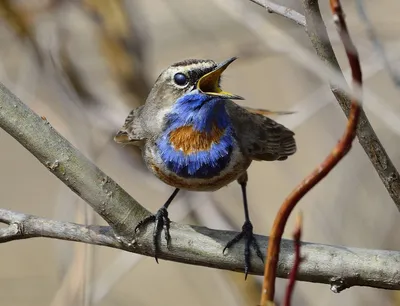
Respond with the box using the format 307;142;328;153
260;1;362;303
249;0;306;27
283;213;303;306
0;207;399;291
302;0;400;212
355;0;400;87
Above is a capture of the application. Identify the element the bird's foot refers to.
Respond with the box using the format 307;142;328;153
134;206;171;263
223;220;264;279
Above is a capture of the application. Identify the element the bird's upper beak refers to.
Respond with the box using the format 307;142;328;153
197;57;244;100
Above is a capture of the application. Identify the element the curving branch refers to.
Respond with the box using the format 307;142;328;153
0;207;400;292
302;0;400;212
260;1;362;301
247;0;400;213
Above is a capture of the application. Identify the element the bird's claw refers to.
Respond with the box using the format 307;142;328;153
223;220;263;279
134;207;171;263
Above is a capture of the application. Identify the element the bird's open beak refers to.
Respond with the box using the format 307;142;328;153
197;57;244;100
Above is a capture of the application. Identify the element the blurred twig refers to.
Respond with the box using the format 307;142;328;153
249;0;306;27
243;107;295;116
81;0;150;104
0;0;43;65
355;0;400;88
260;0;362;303
283;213;303;306
302;0;400;212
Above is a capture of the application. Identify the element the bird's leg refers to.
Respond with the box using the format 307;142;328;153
223;173;263;279
135;188;180;263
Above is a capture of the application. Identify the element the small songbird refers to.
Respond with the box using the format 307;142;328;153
114;57;296;277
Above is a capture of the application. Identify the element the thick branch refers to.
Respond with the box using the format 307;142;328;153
302;0;400;211
0;82;149;240
0;208;399;291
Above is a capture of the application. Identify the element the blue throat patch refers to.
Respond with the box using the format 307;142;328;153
158;91;234;179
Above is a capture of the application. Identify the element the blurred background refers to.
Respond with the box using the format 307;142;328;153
0;0;400;305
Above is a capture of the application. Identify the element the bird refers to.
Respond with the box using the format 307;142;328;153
114;57;297;278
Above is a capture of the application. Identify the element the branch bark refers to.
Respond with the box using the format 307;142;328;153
0;207;399;292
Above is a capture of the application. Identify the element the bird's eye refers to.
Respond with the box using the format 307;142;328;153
173;73;188;86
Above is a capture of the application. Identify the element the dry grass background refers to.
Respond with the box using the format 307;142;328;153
0;0;400;305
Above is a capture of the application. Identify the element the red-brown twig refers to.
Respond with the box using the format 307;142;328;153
260;0;362;304
283;213;303;306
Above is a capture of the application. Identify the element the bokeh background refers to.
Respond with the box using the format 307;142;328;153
0;0;400;305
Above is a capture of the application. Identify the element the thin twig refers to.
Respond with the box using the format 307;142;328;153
260;0;362;303
283;213;303;306
302;0;400;212
249;0;306;27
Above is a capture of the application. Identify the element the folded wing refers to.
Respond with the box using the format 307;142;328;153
225;101;296;161
114;106;146;145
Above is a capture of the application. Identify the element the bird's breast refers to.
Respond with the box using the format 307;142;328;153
157;124;235;179
169;125;224;154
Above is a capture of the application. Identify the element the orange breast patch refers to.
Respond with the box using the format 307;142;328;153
169;125;224;154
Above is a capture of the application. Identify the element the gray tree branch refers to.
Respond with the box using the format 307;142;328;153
0;207;400;292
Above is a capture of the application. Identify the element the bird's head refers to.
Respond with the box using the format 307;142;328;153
149;57;243;104
143;57;243;133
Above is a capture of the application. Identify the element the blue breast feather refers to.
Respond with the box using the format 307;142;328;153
157;91;234;179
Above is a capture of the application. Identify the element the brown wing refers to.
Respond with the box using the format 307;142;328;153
225;101;296;161
114;105;146;145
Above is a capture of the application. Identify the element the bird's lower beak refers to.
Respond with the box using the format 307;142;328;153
197;57;244;100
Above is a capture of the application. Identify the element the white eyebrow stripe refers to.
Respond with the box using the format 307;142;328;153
169;63;216;74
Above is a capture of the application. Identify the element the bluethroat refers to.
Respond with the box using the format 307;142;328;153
114;57;297;278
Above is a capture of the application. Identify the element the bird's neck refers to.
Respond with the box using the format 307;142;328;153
165;93;230;133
